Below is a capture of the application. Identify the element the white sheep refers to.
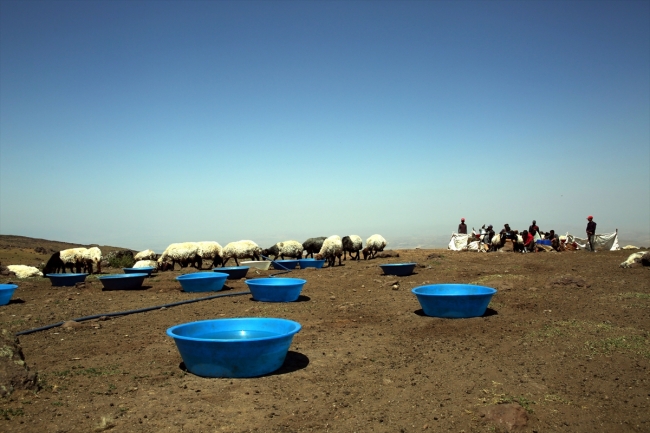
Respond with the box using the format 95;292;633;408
134;249;157;261
6;265;43;278
133;260;159;269
362;234;387;260
82;247;102;274
222;240;262;267
157;242;201;270
196;241;224;268
315;235;343;267
341;235;363;260
59;248;87;273
261;240;304;260
620;251;650;268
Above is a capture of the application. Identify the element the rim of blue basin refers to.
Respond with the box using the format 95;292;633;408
0;284;18;306
98;273;148;290
123;266;155;273
46;273;88;286
244;278;307;302
411;284;497;318
167;317;302;342
213;266;250;280
166;317;302;378
99;273;149;280
379;263;416;275
177;272;229;280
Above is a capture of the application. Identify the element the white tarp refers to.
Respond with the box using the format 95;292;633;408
448;233;469;251
566;231;620;251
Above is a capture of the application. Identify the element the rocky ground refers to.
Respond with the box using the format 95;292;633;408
0;238;648;432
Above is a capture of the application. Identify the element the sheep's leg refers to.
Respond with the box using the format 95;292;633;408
222;258;230;267
234;257;240;266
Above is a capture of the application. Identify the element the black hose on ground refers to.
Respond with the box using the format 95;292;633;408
15;290;251;337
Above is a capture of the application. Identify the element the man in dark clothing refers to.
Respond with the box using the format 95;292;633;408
458;218;467;234
586;216;597;252
529;220;540;237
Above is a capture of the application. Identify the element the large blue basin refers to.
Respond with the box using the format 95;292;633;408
123;266;155;277
167;317;301;378
412;284;497;318
244;278;306;302
0;284;18;306
98;273;148;290
213;266;249;280
177;272;228;292
298;258;325;269
379;263;416;276
46;273;88;287
271;260;299;270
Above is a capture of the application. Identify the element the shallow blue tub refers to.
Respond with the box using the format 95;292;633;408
536;239;552;246
412;284;497;318
271;260;299;270
98;273;148;290
177;272;228;292
214;266;250;280
379;263;416;276
298;258;325;269
0;284;18;306
244;278;306;302
46;273;88;287
167;317;301;378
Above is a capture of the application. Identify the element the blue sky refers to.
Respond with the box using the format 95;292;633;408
1;0;649;251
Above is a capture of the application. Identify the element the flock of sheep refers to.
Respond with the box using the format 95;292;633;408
14;234;388;277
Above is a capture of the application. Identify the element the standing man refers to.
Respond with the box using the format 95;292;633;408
458;218;467;234
529;220;540;237
586;215;597;252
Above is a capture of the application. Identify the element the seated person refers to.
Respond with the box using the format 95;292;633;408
522;230;535;253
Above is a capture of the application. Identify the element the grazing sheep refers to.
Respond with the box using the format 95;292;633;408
82;247;102;274
59;248;88;273
133;260;158;271
262;241;304;260
302;237;327;258
134;249;157;261
222;240;262;267
157;242;202;271
196;241;224;269
362;234;387;260
341;235;363;261
42;252;73;275
6;265;43;278
620;251;650;268
315;235;343;267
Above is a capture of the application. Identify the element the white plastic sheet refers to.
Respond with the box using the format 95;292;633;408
566;231;620;251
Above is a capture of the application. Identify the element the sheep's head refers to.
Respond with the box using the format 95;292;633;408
315;253;324;260
362;247;371;260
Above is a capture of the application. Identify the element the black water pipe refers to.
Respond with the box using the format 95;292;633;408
15;290;251;337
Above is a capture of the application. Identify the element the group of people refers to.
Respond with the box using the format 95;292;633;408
456;216;597;253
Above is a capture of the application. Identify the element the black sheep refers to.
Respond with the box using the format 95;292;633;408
42;252;75;275
302;237;327;258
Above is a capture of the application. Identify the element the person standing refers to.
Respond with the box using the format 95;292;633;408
458;218;467;234
529;220;540;237
586;216;597;252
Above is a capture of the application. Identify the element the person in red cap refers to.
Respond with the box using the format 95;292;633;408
458;218;467;234
586;215;597;252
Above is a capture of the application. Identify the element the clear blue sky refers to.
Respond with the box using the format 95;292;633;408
1;0;649;251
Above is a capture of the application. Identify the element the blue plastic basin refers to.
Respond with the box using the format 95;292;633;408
298;258;325;269
244;278;306;302
412;284;497;318
46;273;88;287
0;284;18;306
98;273;148;290
123;266;155;277
379;263;416;276
536;239;552;246
271;260;299;270
214;266;249;280
177;272;228;292
167;317;301;378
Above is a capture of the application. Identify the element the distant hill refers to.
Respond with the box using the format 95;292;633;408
0;235;131;254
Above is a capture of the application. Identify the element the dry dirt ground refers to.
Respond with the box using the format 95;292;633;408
0;238;649;433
